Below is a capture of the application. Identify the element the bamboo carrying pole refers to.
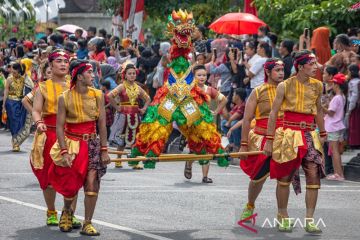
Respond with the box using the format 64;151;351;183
110;151;264;162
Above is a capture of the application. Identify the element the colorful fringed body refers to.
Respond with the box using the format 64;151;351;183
131;9;228;168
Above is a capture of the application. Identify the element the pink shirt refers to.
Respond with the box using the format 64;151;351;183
324;94;346;132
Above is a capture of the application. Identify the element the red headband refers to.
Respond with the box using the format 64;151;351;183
264;60;284;82
48;51;70;62
70;63;92;88
293;53;316;70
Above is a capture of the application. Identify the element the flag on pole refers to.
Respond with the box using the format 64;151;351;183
244;0;257;16
122;0;144;41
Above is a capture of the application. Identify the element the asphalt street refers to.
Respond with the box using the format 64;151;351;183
0;129;359;240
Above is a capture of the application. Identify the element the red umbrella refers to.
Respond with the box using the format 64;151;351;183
209;12;266;35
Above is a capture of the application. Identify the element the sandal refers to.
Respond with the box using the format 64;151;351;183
202;177;213;183
46;210;58;226
184;162;192;179
80;221;100;236
59;209;73;232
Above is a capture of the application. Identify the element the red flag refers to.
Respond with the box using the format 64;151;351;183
123;0;144;41
244;0;257;16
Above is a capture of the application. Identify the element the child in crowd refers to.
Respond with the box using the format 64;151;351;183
324;73;347;181
322;65;338;174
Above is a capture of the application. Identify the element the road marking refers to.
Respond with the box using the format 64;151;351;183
0;195;174;240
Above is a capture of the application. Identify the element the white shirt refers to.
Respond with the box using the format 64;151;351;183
248;54;267;88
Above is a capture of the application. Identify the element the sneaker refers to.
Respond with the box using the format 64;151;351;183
240;205;254;222
305;221;322;234
46;210;58;226
72;216;82;229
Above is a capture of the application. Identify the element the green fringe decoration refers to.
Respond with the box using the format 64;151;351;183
217;148;229;167
142;105;169;126
129;147;143;166
144;150;157;169
168;56;190;74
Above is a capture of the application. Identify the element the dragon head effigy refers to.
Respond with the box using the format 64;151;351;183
166;9;195;74
167;9;195;49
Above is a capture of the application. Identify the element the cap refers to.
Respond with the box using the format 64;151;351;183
23;40;33;50
330;73;346;85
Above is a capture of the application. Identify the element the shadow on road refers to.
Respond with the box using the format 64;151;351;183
149;229;222;240
231;226;323;240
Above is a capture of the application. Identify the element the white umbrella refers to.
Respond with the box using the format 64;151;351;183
56;24;87;38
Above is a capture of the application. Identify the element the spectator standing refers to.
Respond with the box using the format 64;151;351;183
279;39;294;80
322;65;338;174
310;27;332;81
87;26;97;40
346;64;360;147
323;73;347;181
209;48;238;97
268;32;280;58
328;34;357;74
257;26;271;44
74;29;84;41
244;42;270;90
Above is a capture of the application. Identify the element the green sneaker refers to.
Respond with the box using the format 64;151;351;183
277;217;293;232
72;216;82;229
240;205;254;222
46;210;59;226
305;221;322;234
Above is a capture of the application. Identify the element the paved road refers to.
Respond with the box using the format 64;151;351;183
0;130;359;240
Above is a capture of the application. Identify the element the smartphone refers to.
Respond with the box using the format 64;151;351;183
134;39;138;48
233;48;238;60
212;48;217;59
304;28;309;38
115;40;119;50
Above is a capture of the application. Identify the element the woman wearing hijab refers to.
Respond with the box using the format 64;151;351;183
310;27;332;81
100;63;117;90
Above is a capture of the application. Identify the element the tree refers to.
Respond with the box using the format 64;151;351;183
254;0;360;40
99;0;243;40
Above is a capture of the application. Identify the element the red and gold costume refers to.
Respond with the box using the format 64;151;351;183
241;83;283;181
49;88;106;198
108;81;149;147
270;76;325;191
31;79;69;190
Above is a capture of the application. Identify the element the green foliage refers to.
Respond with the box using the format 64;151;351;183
99;0;122;15
0;0;36;40
254;0;360;40
99;0;244;39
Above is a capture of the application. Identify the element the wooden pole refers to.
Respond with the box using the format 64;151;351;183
110;151;264;162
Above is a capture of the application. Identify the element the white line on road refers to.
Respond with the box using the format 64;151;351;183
0;195;174;240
